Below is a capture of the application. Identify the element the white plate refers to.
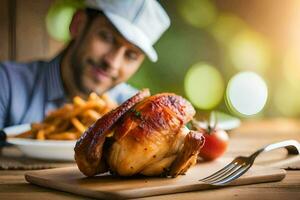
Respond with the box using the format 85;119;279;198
4;124;76;161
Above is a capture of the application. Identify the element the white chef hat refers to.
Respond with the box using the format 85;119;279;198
85;0;170;62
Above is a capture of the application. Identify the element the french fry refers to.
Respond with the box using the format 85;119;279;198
71;117;86;133
80;115;97;127
73;96;86;107
88;92;98;100
36;130;45;140
83;110;101;121
14;130;33;138
43;125;56;135
31;123;47;130
69;101;103;118
44;104;73;123
89;92;105;104
53;119;70;133
16;92;117;140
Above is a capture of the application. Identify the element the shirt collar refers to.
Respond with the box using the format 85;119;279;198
45;53;66;101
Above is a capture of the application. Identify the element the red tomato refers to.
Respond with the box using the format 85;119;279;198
198;128;229;161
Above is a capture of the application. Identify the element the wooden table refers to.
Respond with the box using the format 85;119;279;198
1;118;300;200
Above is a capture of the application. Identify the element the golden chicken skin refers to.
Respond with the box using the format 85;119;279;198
74;89;205;177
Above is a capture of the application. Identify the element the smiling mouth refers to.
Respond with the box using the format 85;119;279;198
87;60;112;82
92;66;112;82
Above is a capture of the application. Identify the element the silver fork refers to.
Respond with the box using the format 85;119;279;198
200;140;300;185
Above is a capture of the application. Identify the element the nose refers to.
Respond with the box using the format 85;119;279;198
104;46;126;74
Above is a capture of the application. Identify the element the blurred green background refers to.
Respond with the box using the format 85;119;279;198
129;0;300;117
47;0;300;118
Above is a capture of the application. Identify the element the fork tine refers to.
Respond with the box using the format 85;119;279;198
200;161;238;182
210;164;250;185
201;163;237;182
209;164;244;184
203;164;241;183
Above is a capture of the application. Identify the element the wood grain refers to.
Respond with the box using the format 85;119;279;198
24;163;286;199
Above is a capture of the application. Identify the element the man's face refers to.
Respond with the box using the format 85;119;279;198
69;13;145;95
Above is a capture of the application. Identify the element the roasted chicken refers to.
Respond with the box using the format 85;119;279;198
75;89;205;177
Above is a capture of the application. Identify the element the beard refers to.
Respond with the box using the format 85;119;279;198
70;49;91;95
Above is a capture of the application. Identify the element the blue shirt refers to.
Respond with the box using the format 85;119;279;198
0;54;138;129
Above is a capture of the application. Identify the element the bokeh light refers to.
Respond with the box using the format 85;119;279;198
226;71;268;117
229;30;271;73
177;0;217;28
46;0;84;42
184;63;225;110
209;13;247;45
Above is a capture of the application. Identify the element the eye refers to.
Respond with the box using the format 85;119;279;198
98;30;115;44
125;50;139;61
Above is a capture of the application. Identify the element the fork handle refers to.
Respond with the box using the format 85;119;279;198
251;140;300;158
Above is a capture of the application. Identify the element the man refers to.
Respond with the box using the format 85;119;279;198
0;0;170;128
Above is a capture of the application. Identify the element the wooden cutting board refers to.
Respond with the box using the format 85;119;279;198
25;158;286;199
